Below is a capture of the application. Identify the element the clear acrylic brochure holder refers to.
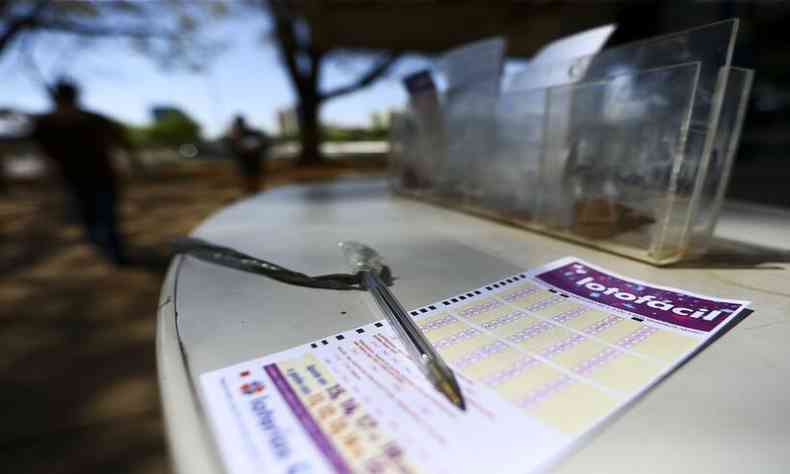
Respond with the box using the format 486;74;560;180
390;20;754;265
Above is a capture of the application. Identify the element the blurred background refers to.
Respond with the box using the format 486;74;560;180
1;1;788;473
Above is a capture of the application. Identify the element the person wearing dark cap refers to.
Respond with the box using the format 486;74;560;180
31;79;137;265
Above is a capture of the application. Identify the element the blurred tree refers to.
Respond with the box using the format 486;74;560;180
0;0;222;182
3;1;398;166
266;1;399;165
323;124;388;143
129;108;202;149
0;0;224;74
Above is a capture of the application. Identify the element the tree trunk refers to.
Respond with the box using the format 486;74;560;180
297;93;323;166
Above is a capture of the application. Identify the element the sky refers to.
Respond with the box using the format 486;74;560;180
0;15;432;139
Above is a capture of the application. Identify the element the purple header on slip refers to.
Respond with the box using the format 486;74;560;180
264;364;351;474
535;261;744;332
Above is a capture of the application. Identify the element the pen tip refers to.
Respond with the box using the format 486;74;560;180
438;378;467;412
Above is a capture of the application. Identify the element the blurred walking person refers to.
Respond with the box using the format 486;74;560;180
31;79;137;265
227;115;269;195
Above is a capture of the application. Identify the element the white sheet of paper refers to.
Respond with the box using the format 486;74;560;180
201;257;749;474
531;24;616;66
508;24;616;92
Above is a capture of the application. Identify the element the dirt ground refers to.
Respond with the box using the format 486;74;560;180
0;158;387;473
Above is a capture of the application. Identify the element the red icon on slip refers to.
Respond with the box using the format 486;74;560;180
241;381;265;395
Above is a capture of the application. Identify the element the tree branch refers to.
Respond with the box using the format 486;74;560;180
1;0;177;57
0;0;50;54
33;19;176;40
18;33;48;91
321;53;400;101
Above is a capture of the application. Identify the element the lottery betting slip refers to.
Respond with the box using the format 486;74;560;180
201;257;750;474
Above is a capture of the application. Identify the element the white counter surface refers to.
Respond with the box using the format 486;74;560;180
157;177;790;474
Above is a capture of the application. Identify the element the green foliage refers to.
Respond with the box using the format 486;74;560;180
322;124;389;142
125;125;150;148
272;124;389;143
127;109;201;148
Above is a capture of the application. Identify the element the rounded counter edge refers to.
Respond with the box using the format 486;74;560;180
156;255;225;474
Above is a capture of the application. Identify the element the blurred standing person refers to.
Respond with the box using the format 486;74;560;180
227;115;269;195
31;79;137;265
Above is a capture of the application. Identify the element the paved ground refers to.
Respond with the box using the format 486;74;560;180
0;158;386;474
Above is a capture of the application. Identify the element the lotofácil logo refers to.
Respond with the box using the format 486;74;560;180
574;276;725;321
535;261;744;332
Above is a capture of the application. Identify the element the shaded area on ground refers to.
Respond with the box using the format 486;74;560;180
0;158;387;474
